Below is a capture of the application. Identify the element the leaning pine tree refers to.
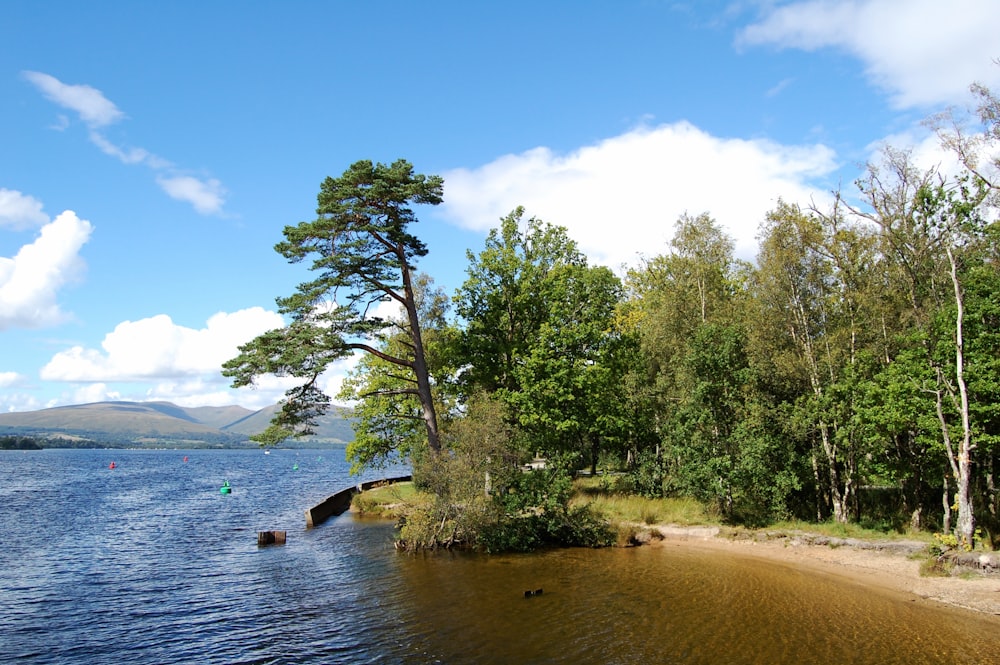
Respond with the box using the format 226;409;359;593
223;159;444;453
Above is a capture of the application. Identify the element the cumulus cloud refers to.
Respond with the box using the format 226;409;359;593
156;175;227;215
0;189;49;230
738;0;1000;109
0;390;44;414
0;210;93;330
40;307;285;381
142;377;272;409
0;371;25;389
23;71;227;215
440;121;838;266
34;307;365;409
138;354;360;410
69;383;122;406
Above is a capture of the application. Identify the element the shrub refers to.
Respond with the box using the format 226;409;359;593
397;395;615;552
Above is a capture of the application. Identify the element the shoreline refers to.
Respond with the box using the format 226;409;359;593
643;524;1000;617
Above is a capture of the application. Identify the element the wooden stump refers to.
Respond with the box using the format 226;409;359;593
257;530;286;546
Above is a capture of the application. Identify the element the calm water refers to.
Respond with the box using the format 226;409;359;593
2;449;999;664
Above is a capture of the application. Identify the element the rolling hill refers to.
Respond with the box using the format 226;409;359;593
0;401;355;449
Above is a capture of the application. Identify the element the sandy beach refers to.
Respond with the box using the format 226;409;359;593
645;525;1000;617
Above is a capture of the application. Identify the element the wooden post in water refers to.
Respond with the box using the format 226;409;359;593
257;530;286;546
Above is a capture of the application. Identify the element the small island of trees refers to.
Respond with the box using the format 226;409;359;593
226;81;1000;554
0;435;43;450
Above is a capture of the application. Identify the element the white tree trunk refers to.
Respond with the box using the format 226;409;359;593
947;247;975;548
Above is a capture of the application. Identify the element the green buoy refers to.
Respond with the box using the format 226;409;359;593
220;480;231;495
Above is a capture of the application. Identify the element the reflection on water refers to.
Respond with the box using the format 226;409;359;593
1;449;998;664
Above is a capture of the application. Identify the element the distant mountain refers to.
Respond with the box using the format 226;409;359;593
222;404;356;444
0;401;355;449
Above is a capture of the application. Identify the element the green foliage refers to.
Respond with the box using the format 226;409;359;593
476;460;615;552
454;207;586;396
621;448;672;499
340;335;429;473
455;207;638;472
504;263;629;464
396;397;613;552
223;159;444;451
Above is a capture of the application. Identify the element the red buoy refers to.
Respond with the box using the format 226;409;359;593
109;461;116;469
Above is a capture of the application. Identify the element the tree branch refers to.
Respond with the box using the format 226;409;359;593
347;342;415;369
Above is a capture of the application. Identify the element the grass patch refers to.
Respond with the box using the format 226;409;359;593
766;519;933;543
351;481;427;518
570;479;715;527
919;555;953;577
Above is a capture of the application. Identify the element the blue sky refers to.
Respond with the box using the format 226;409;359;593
2;0;999;413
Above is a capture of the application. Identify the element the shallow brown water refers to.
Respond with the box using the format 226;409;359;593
386;543;1000;664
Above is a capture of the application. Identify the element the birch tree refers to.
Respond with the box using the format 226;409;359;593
852;149;988;547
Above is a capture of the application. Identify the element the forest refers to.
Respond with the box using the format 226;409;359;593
225;82;1000;552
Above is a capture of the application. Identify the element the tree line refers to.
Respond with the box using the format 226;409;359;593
225;82;1000;551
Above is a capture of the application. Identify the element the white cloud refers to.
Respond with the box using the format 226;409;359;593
766;77;794;98
0;395;42;413
143;378;269;409
0;371;25;389
24;71;226;216
137;354;360;409
33;306;367;409
739;0;1000;109
0;374;43;413
867;130;966;178
22;70;125;127
156;175;226;215
88;130;153;165
0;210;93;331
40;307;286;381
0;189;49;230
317;355;360;404
440;121;838;266
367;297;404;322
69;383;122;406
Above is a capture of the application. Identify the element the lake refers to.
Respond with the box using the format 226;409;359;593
2;448;998;664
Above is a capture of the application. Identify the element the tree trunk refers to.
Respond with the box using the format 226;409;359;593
820;423;849;523
401;255;440;453
942;474;952;536
947;246;975;549
811;451;823;522
988;467;998;520
903;436;923;531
